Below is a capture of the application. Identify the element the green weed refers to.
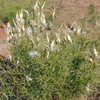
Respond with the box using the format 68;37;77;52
0;1;100;100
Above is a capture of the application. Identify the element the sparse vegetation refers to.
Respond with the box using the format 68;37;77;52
0;0;33;24
89;4;99;24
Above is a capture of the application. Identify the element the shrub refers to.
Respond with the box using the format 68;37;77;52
0;1;100;100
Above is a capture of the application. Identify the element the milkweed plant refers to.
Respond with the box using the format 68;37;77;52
1;0;100;100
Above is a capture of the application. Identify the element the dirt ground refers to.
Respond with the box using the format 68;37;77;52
0;0;100;57
0;27;9;57
47;0;100;24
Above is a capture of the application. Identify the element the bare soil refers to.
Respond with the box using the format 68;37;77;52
47;0;100;24
0;27;9;57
